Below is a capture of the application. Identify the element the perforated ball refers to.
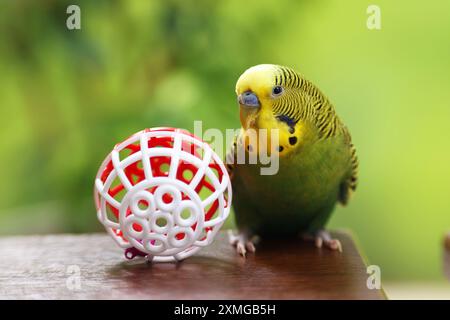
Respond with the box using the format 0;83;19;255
94;128;232;262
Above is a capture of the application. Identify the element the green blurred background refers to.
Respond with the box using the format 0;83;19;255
0;0;449;282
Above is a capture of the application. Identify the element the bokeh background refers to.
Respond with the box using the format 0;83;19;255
1;0;449;288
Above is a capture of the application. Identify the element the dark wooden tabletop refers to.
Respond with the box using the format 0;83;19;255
0;230;386;299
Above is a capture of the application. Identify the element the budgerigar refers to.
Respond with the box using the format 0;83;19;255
226;64;358;256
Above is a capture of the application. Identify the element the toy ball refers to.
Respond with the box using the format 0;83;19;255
94;127;232;262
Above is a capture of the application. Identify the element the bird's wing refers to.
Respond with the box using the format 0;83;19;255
338;125;358;205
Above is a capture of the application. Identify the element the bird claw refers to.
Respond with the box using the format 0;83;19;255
236;242;247;257
317;238;342;252
228;230;257;257
304;230;343;252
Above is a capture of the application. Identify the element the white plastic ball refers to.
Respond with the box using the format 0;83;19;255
94;128;232;262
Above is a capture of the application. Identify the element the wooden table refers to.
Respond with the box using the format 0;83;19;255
0;230;386;299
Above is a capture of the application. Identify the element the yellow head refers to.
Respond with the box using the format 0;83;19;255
235;64;311;156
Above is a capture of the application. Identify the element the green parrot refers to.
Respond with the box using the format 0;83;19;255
226;64;358;256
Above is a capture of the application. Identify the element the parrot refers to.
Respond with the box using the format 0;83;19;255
226;64;358;256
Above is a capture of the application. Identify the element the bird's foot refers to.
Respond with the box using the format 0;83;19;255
302;230;342;252
228;230;258;257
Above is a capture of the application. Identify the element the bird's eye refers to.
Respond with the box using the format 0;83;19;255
272;86;283;96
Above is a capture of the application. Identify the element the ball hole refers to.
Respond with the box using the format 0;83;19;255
150;239;163;247
176;233;186;240
156;217;167;227
196;147;205;159
211;167;220;179
162;193;173;204
119;147;133;161
137;200;148;210
198;186;213;201
110;177;126;202
204;200;219;220
180;208;191;220
132;223;143;232
106;205;119;223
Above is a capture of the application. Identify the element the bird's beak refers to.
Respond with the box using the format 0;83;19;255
238;91;260;108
